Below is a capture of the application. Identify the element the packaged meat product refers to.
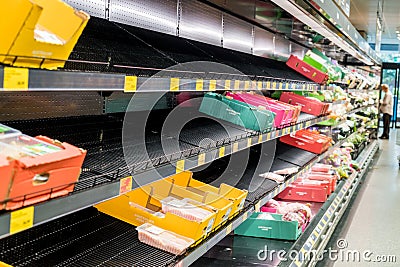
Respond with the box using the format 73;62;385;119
259;172;285;183
161;197;214;222
137;223;194;255
277;202;312;220
273;167;299;175
311;163;332;173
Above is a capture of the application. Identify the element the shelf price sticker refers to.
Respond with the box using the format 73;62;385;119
257;81;263;90
209;80;217;91
196;79;204;91
10;206;34;234
267;132;271;140
272;82;277;89
124;76;137;92
225;80;231;90
285;82;289;90
255;202;261;212
244;81;250;90
247;138;252;147
119;176;133;195
176;159;185;173
266;81;271;89
305;121;311;127
226;223;233;235
219;147;225;158
4;67;29;90
258;135;263;144
198;153;206;166
234;80;240;90
170;78;180;91
233;142;239;153
278;82;283;90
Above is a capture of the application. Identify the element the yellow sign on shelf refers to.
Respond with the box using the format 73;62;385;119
119;176;133;195
255;202;261;212
272;82;277;89
219;147;225;158
233;142;239;153
242;212;248;222
124;76;137;92
10;206;34;234
247;138;252;147
198;153;205;166
267;132;271;140
234;80;240;90
209;80;217;91
257;81;262;90
266;81;271;89
196;79;203;91
176;159;185;173
258;135;263;143
170;78;180;91
225;80;231;90
226;223;233;235
3;67;29;90
244;81;250;90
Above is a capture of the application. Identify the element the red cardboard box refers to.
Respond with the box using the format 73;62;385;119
277;184;328;202
4;136;86;210
286;55;329;84
279;92;330;116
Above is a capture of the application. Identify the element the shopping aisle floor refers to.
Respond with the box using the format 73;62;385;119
318;129;400;267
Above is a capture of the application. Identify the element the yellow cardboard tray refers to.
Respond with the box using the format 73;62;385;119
0;0;89;69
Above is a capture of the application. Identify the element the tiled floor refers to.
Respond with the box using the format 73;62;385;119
318;129;400;267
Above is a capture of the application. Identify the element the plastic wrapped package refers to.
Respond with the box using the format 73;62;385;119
161;197;214;222
273;167;299;175
311;163;332;173
259;172;285;183
137;223;194;255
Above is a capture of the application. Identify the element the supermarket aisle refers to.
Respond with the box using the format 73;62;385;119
318;130;400;267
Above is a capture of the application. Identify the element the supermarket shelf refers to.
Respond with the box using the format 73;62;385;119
0;66;324;92
0;104;375;239
283;139;379;267
0;123;362;267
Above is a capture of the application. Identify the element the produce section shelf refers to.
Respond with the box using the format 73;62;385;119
0;121;373;267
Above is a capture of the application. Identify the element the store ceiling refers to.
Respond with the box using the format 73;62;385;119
350;0;400;45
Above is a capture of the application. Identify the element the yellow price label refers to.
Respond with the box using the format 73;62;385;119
287;127;291;134
124;76;137;92
225;80;231;90
209;80;217;91
279;82;283;89
242;212;248;221
198;153;205;166
119;176;133;195
233;142;239;152
302;84;306;90
176;159;185;173
10;206;34;234
274;188;279;195
285;83;289;89
247;138;252;147
291;84;296;89
226;223;233;235
267;132;271;140
4;67;29;90
219;147;225;158
244;81;250;90
272;82;277;89
255;202;261;212
266;81;271;89
251;81;257;90
170;78;180;91
234;80;240;90
258;135;263;143
281;128;286;135
257;81;263;90
196;79;203;91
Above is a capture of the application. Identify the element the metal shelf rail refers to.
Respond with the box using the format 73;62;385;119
0;65;326;92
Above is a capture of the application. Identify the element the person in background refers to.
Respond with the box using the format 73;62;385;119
379;84;393;139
